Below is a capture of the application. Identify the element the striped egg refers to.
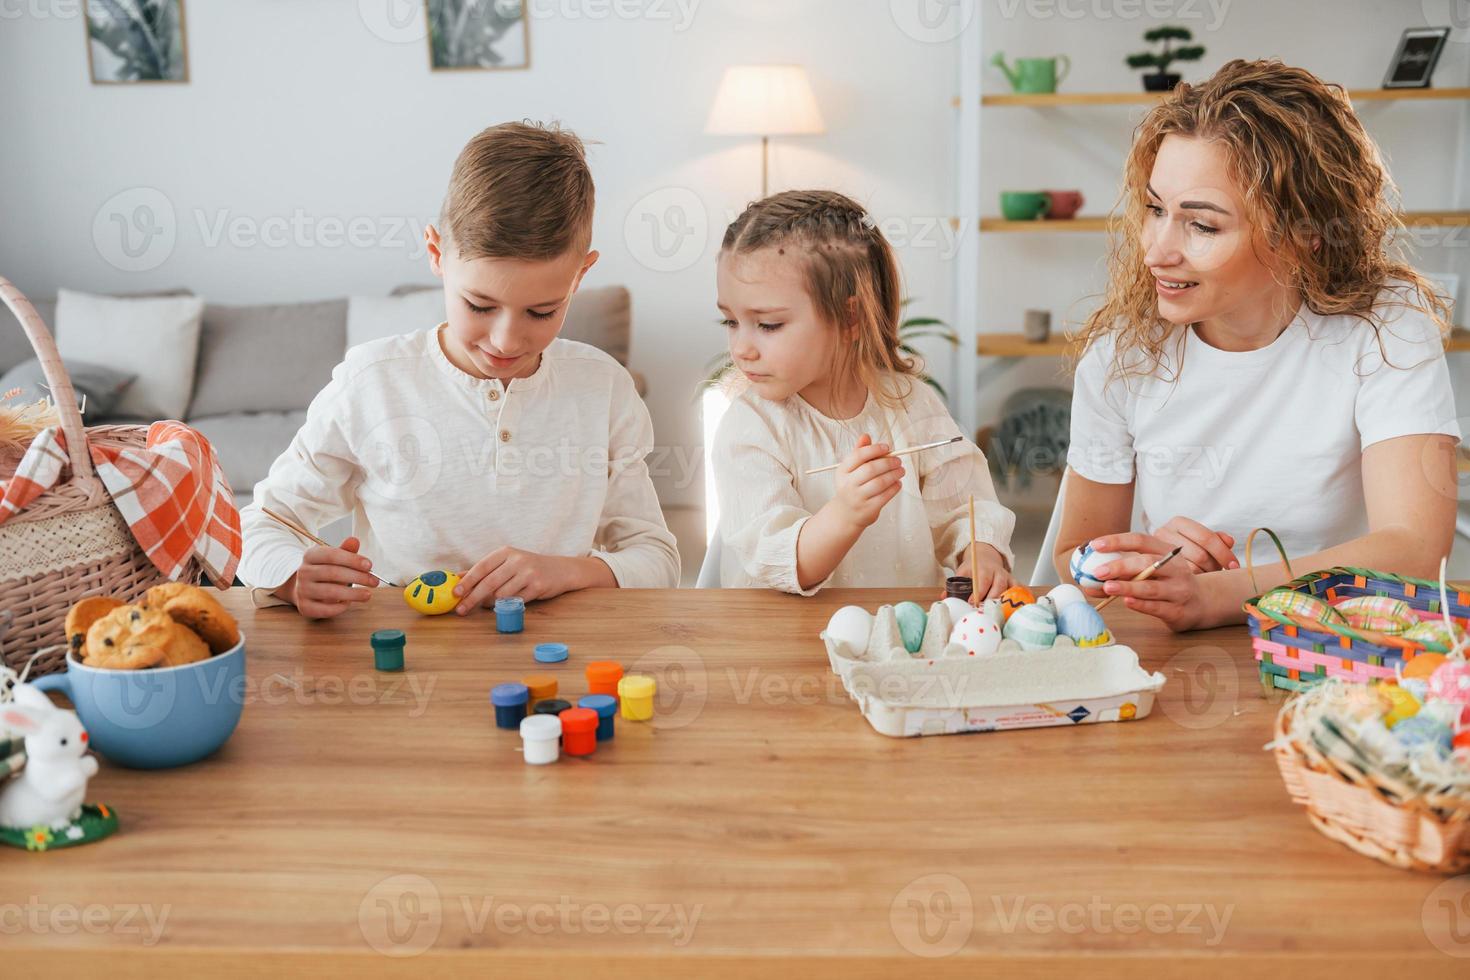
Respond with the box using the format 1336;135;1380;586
1056;602;1112;647
1070;544;1124;589
1002;603;1057;651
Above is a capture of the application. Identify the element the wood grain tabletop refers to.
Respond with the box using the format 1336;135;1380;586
5;587;1468;977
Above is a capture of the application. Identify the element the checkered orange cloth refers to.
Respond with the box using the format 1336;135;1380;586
0;421;240;587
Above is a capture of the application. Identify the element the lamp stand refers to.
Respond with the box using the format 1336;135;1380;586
761;135;769;198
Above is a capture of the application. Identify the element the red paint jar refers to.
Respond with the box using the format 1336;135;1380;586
558;708;599;757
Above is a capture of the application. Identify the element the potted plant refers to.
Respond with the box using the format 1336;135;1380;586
701;300;959;399
1125;26;1205;91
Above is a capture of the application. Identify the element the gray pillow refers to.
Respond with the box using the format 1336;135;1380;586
188;299;347;417
0;289;191;376
0;357;137;418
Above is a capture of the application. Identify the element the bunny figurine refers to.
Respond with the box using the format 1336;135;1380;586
0;685;99;831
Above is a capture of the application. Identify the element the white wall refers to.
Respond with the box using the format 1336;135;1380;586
2;1;1468;513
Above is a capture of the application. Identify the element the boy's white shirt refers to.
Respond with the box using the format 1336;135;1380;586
238;325;680;603
713;375;1016;594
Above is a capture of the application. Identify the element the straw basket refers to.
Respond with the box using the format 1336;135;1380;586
1273;689;1470;872
0;278;200;678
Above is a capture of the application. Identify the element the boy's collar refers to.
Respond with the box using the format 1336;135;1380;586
430;323;551;392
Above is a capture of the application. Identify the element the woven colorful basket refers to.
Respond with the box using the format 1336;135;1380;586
1242;529;1470;695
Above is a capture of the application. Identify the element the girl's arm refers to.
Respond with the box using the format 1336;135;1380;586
1093;433;1459;630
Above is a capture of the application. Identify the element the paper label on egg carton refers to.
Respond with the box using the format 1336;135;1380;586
892;692;1152;737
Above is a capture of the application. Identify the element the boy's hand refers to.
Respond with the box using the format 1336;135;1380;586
277;536;378;620
965;542;1015;601
453;548;614;614
831;434;904;532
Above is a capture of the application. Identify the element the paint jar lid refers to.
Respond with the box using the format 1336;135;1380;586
495;596;526;612
533;698;572;715
578;694;617;718
618;675;655;699
522;674;558;699
559;707;599;734
585;660;624;684
520;715;561;740
370;629;406;649
534;643;569;663
491;682;529;707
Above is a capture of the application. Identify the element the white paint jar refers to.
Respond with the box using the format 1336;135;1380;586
519;714;561;765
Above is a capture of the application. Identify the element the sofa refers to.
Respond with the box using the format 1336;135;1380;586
1;284;643;532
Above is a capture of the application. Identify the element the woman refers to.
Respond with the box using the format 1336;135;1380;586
1055;59;1459;631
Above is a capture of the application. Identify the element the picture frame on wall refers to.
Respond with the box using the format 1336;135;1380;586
1381;26;1450;89
426;0;530;72
85;0;190;84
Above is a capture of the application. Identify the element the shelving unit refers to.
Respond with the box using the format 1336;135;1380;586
977;211;1470;233
956;87;1470;108
976;327;1470;359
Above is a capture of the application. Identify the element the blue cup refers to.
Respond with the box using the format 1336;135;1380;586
31;634;247;770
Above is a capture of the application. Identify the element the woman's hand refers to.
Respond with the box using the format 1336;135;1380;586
1088;544;1219;632
1148;517;1238;573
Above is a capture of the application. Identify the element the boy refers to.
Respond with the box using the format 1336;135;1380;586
239;122;680;618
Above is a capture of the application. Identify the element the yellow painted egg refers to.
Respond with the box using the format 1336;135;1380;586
1378;684;1421;729
404;570;461;615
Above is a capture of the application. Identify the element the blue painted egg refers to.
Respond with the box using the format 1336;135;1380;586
1070;544;1125;589
1393;715;1453;758
895;601;927;654
1002;604;1057;651
1056;602;1112;647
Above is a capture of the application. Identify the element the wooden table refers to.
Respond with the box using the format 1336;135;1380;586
6;588;1468;977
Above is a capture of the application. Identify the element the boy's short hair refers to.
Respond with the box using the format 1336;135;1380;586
440;120;594;260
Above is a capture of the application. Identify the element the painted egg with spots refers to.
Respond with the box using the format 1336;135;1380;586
1428;660;1470;726
404;570;461;615
1002;603;1057;651
1056;602;1112;648
894;601;928;654
825;605;874;654
998;585;1035;623
949;611;1003;657
1070;544;1124;589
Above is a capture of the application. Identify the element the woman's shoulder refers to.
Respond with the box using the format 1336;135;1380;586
1309;280;1449;366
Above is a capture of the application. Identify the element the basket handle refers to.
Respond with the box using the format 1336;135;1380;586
1244;527;1294;595
0;277;95;483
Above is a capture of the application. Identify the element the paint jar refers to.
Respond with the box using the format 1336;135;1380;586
370;629;405;672
585;660;623;699
490;683;529;730
522;673;558;706
945;577;974;602
618;675;656;721
519;715;561;765
532;698;572;717
559;708;599;757
495;596;525;633
534;643;569;664
578;694;617;741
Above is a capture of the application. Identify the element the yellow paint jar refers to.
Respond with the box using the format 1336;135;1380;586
618;675;656;721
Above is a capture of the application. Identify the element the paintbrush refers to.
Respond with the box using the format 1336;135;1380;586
968;494;978;604
804;435;963;476
260;507;398;588
1096;546;1183;612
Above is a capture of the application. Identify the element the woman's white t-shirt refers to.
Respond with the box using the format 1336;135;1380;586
1067;298;1461;562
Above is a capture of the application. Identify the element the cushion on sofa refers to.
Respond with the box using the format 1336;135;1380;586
55;289;204;421
189;410;309;500
0;288;191;378
189;299;347;417
0;357;136;416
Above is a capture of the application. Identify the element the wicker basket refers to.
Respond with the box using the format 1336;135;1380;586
0;278;200;678
1273;691;1470;872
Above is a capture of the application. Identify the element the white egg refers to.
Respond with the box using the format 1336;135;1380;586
941;596;974;626
1045;584;1088;613
825;605;873;653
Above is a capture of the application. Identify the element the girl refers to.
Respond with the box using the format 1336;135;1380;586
1056;59;1459;630
712;190;1016;596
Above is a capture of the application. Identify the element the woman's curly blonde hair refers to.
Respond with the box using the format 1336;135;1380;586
1079;58;1451;382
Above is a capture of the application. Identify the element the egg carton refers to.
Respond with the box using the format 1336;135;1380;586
819;605;1166;738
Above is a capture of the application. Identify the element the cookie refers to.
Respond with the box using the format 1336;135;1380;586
83;605;173;670
144;582;239;655
65;596;123;658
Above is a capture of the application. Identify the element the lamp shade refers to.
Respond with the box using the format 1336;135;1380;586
705;65;825;136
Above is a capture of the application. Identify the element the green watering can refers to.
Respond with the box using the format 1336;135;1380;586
991;52;1071;94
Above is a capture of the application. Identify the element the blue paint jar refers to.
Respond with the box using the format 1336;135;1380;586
533;642;569;664
370;629;405;672
578;694;617;741
495;596;525;633
490;683;529;730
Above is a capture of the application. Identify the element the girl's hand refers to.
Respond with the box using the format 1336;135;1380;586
453;548;613;613
966;543;1014;601
832;434;904;531
1090;548;1217;632
278;536;378;620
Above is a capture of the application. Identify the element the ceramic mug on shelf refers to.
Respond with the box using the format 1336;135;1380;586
1044;190;1085;220
1000;191;1051;221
